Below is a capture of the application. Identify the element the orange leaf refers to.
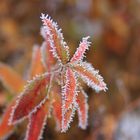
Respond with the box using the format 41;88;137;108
76;88;88;129
0;63;25;94
25;100;50;140
0;100;16;138
0;91;7;106
29;45;45;79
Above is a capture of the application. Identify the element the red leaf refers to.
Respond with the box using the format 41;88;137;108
70;37;91;62
25;100;50;140
40;14;69;64
0;100;16;138
29;45;45;79
76;88;88;129
52;82;76;132
61;105;76;132
0;63;25;94
61;68;77;132
41;41;56;72
62;68;77;110
51;85;62;131
10;73;51;124
73;62;107;92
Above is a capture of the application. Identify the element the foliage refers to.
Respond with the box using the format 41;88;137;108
0;14;107;140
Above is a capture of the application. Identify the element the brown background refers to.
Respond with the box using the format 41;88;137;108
0;0;140;140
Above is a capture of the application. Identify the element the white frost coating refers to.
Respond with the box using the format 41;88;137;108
40;13;70;63
76;87;88;129
61;70;67;132
8;73;50;125
70;36;91;62
73;61;107;92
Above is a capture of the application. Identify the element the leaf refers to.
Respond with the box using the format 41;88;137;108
0;91;7;106
61;68;77;132
29;45;45;79
0;100;16;138
72;62;107;92
51;85;62;131
70;36;91;62
25;100;50;140
61;105;76;132
52;80;76;132
0;63;25;94
40;14;69;64
76;88;88;129
9;73;51;124
62;68;77;110
41;41;56;72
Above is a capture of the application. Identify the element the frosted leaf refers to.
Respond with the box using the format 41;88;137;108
29;45;44;79
25;100;50;140
9;73;51;124
40;41;56;71
0;63;25;94
62;68;77;110
70;36;91;62
40;13;70;64
72;62;107;92
76;87;88;129
61;105;76;133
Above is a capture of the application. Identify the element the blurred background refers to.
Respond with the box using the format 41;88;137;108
0;0;140;140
